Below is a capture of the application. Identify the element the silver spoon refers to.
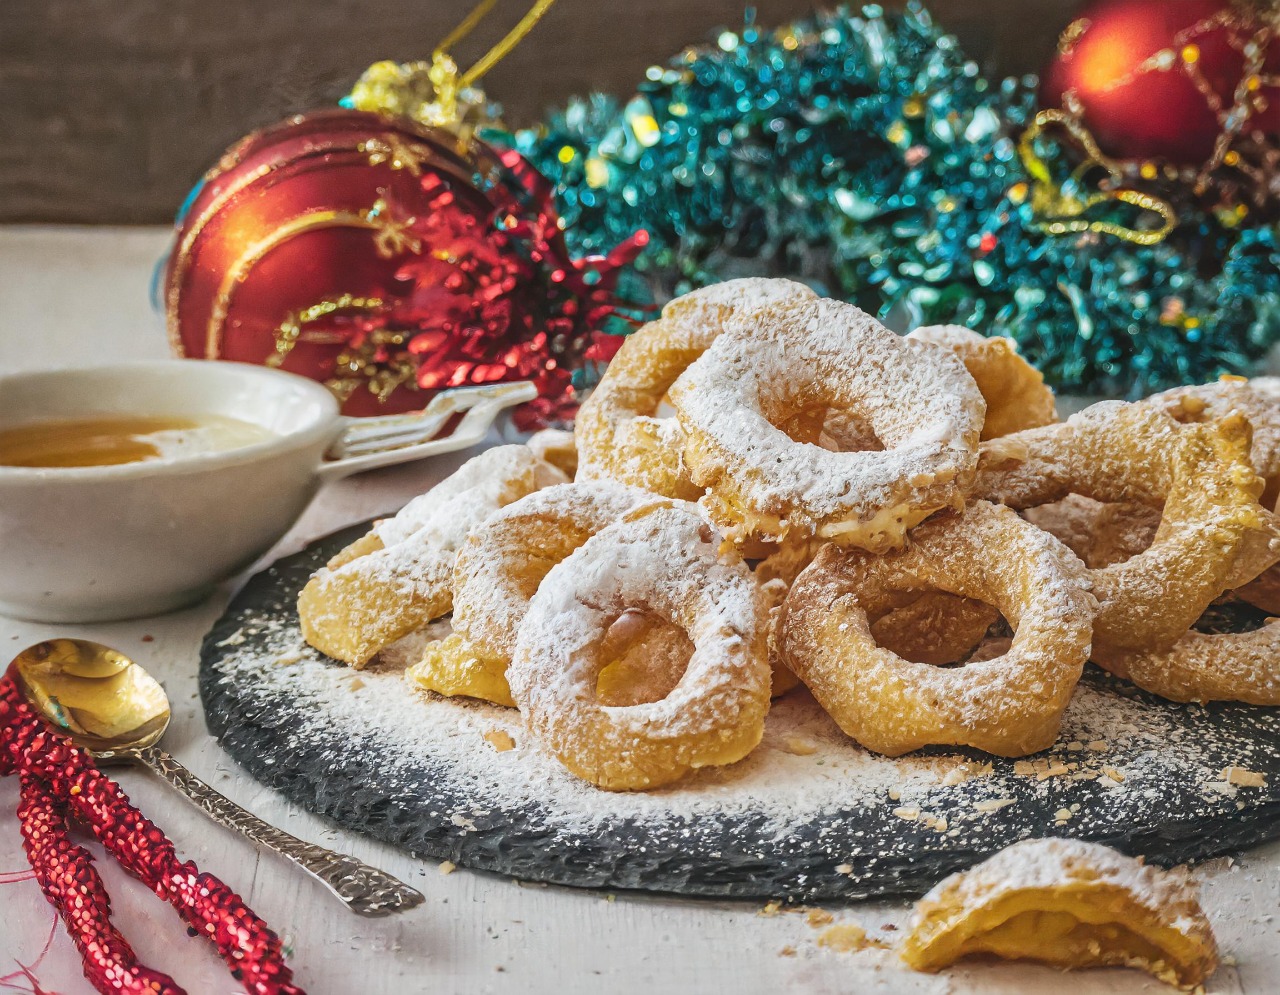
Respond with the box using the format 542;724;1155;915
10;638;424;917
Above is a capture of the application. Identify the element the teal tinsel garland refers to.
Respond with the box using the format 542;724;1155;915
496;3;1279;396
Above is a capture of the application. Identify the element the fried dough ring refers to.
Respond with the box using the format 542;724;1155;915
900;838;1219;991
508;505;771;790
780;501;1094;757
1148;376;1280;507
907;325;1056;440
452;482;672;661
575;278;816;499
670;297;985;551
525;428;578;479
975;401;1280;661
298;446;567;666
869;591;1000;666
1021;494;1160;570
1100;619;1280;705
406;611;693;708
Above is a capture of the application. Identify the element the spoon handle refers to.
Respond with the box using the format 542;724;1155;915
134;746;425;917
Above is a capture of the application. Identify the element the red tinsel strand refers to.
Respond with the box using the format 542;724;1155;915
16;771;185;995
345;147;649;428
0;676;304;995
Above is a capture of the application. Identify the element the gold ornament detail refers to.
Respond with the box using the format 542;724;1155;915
266;294;385;369
1017;109;1177;246
328;329;420;403
359;134;430;175
345;0;558;137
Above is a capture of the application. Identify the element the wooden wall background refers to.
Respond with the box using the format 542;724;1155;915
0;0;1082;224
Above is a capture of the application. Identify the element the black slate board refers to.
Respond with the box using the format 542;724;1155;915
199;522;1280;902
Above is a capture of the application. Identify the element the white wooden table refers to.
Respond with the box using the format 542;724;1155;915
0;226;1276;995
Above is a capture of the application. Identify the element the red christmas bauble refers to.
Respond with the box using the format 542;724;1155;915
166;108;641;421
1042;0;1280;166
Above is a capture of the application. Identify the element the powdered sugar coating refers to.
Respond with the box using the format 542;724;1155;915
1106;620;1280;706
452;481;674;660
507;505;771;790
576;278;816;499
297;445;567;666
374;445;567;547
661;276;817;324
906;325;1057;440
912;838;1207;933
781;501;1096;757
670;297;985;550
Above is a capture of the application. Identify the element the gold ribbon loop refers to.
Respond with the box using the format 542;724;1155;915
1017;109;1177;246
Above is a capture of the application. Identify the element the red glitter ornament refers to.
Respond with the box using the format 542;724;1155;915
1042;0;1280;166
0;676;304;995
165;108;644;426
15;773;183;994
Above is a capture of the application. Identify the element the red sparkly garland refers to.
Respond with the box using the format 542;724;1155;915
0;676;304;995
349;147;647;430
15;771;183;994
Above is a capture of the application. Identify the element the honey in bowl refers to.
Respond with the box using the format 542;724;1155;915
0;414;276;468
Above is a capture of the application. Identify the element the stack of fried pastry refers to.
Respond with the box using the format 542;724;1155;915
298;278;1280;792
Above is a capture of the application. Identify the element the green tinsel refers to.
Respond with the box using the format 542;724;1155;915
497;2;1280;396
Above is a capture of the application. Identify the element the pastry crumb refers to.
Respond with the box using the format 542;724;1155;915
779;946;797;957
484;729;516;753
348;676;365;691
835;863;853;875
973;797;1015;813
816;923;883;953
940;761;992;786
783;736;818;756
806;909;834;927
1221;766;1266;788
892;806;920;821
439;860;456;875
759;900;783;917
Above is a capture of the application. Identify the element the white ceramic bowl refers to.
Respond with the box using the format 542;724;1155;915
0;361;534;622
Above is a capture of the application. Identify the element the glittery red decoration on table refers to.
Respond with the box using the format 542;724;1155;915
15;772;183;995
165;108;645;427
0;676;304;995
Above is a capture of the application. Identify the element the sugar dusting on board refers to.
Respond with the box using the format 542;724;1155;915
201;527;1280;900
211;610;1233;838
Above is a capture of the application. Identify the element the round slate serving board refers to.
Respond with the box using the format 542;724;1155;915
200;522;1280;902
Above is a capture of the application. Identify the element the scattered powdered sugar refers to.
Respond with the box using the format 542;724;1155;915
208;601;1244;841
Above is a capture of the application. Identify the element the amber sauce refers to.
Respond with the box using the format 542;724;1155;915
0;415;274;468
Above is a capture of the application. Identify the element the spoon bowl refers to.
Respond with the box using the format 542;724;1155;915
8;638;423;916
12;638;171;760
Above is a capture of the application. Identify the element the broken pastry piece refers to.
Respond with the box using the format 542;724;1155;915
900;838;1218;991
